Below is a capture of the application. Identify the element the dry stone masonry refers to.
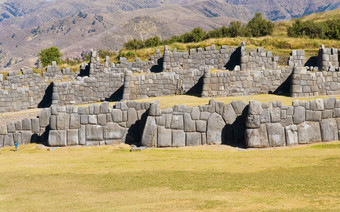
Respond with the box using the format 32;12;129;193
1;42;340;149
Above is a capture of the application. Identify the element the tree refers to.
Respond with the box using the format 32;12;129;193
144;36;161;48
38;46;62;67
228;21;246;37
246;13;274;37
191;27;206;42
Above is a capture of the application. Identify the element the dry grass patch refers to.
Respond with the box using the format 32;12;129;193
1;143;340;211
134;94;340;109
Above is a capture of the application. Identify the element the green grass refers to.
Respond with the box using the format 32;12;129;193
1;143;340;211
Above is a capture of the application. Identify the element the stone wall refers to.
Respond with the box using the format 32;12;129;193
53;72;125;106
141;99;248;147
162;45;238;72
0;101;152;147
291;67;340;97
288;50;305;67
318;46;339;71
246;97;340;148
125;68;205;100
240;43;278;71
202;67;293;97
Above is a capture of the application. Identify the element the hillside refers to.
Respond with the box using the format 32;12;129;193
0;0;339;70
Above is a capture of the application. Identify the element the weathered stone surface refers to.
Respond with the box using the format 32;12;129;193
320;119;338;142
4;134;14;146
246;115;260;129
170;115;184;130
186;132;201;146
285;125;298;146
184;113;196;132
49;130;67;146
15;121;22;131
85;125;103;141
200;112;211;120
231;101;247;114
6;122;15;133
293;106;305;124
80;115;89;125
196;120;207;132
249;101;262;115
21;131;33;144
31;118;40;134
70;114;81;129
172;130;185;147
191;107;200;120
156;115;166;126
67;129;79;146
315;99;324;111
157;126;172;147
104;123;126;140
127;108;138;127
98;114;107;126
111;109;123;122
266;123;285;147
0;125;7;135
207;113;225;145
298;122;321;144
141;117;157;147
22;118;31;131
100;102;110;113
57;114;68;130
88;115;97;125
324;97;336;109
246;124;268;148
222;104;237;124
79;125;86;145
270;108;281;123
39;109;51;128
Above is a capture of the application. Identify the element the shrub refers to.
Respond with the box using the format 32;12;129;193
38;46;62;67
246;13;274;37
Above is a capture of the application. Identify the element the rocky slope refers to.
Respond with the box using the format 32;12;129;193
0;0;339;69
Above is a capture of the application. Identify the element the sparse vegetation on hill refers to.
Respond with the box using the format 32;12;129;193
287;19;340;40
124;13;275;50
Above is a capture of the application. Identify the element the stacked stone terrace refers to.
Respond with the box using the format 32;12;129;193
246;97;340;148
1;43;340;149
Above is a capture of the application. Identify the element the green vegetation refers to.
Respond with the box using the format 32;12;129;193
123;13;274;50
38;46;62;67
288;19;340;40
1;142;340;211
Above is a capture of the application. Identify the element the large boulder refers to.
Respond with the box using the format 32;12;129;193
293;106;305;124
49;130;67;146
141;117;157;147
298;122;321;144
170;115;184;130
85;125;103;141
266;123;285;147
157;126;172;147
285;125;298;146
172;130;185;147
207;113;225;145
127;108;138;127
246;124;268;148
104;123;127;140
320;119;338;142
184;113;196;132
186;132;201;146
39;109;51;128
67;129;79;146
222;104;237;124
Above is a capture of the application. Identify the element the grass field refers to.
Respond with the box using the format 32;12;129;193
1;142;340;211
133;94;340;109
